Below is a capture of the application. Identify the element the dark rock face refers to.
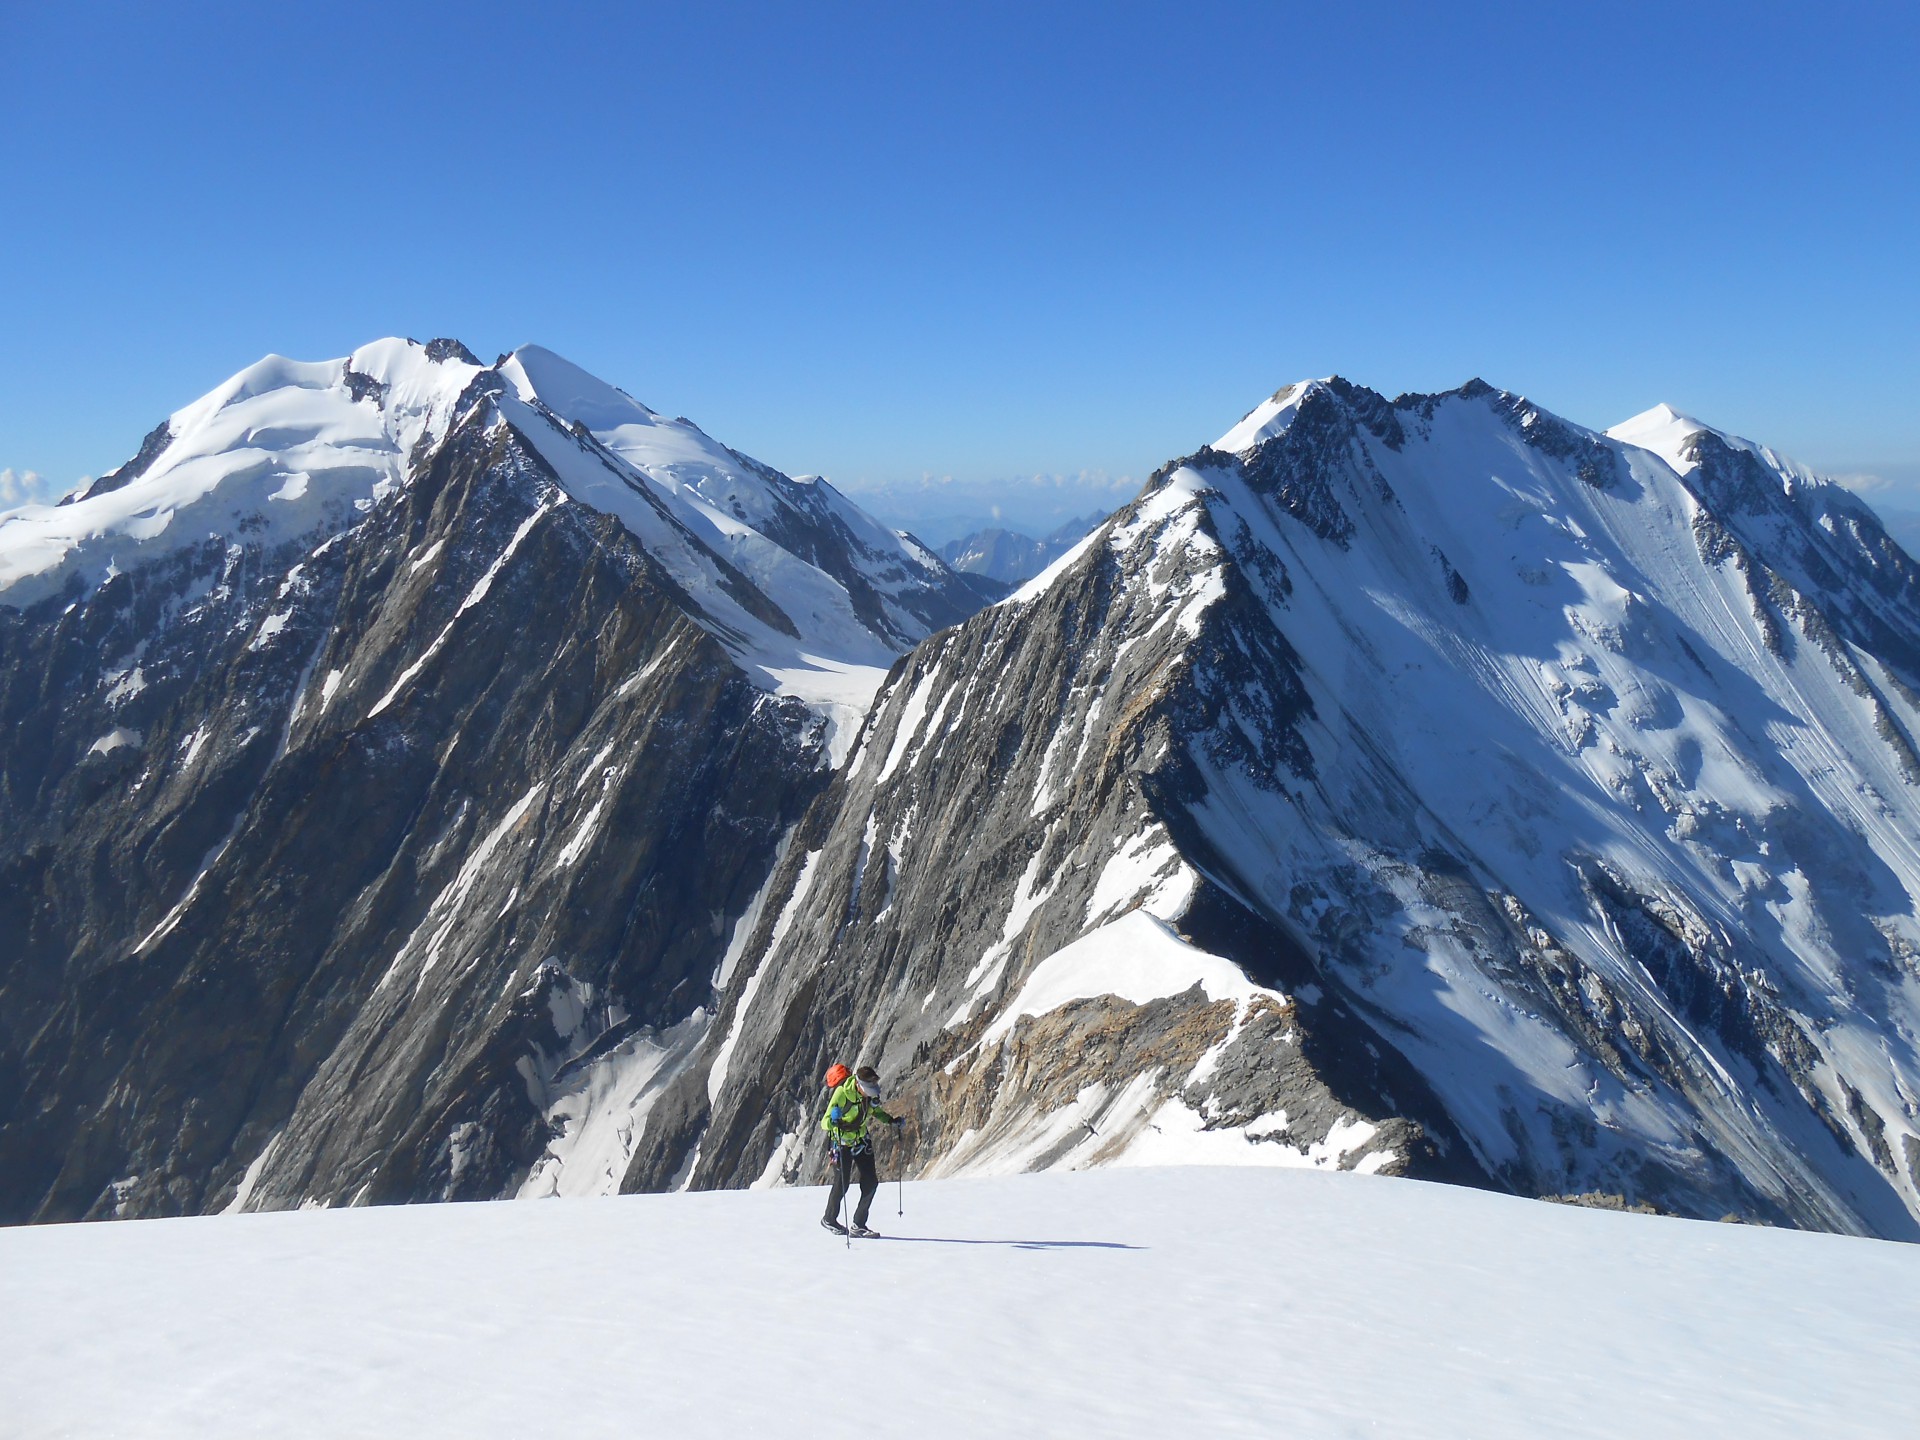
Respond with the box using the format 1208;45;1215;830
62;420;175;505
0;342;991;1223
422;338;482;366
1682;431;1920;683
1240;394;1364;547
624;502;1472;1196
0;416;820;1220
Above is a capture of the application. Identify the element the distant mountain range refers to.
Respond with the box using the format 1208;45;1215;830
5;351;1920;1240
937;513;1110;586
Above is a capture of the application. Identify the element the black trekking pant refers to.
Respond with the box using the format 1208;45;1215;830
824;1143;878;1226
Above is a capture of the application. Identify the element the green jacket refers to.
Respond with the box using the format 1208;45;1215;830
820;1077;896;1147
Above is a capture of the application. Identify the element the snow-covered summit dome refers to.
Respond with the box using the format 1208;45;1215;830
0;337;486;603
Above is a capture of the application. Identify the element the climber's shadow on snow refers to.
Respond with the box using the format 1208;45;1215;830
876;1236;1143;1251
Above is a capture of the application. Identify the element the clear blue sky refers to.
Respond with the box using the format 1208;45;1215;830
3;1;1917;523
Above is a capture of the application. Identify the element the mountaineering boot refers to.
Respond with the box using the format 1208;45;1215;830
850;1223;881;1239
821;1217;848;1235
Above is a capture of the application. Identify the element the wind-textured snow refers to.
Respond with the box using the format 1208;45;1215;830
3;1166;1915;1439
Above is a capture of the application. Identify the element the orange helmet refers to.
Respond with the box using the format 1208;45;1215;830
824;1063;851;1087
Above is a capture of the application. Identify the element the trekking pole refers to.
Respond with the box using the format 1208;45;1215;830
840;1153;850;1252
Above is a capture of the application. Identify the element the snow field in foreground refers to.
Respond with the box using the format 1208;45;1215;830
2;1166;1916;1439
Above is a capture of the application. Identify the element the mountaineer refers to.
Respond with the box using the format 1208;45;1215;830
819;1062;899;1237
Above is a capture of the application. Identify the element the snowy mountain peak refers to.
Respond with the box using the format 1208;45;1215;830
1606;401;1711;471
0;337;486;603
1614;399;1697;431
1606;403;1882;541
1214;378;1334;453
0;336;995;761
499;343;663;431
763;365;1920;1236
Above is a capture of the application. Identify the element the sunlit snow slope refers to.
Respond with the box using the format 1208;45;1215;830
3;1167;1914;1440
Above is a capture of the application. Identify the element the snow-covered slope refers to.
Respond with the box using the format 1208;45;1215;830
4;1166;1915;1439
648;377;1920;1240
1159;380;1920;1233
0;339;992;1224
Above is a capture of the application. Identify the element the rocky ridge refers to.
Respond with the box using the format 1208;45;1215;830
633;379;1920;1240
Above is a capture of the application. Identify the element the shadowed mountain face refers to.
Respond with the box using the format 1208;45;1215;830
0;340;991;1222
8;359;1920;1240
